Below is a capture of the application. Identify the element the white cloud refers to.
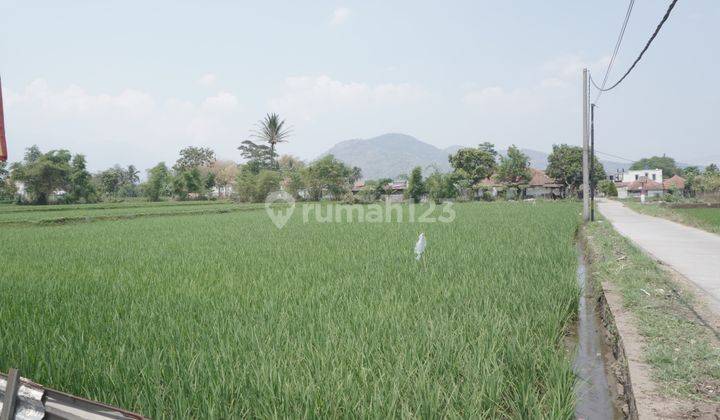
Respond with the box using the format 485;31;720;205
8;79;156;119
201;91;239;112
462;54;612;114
459;54;611;149
5;79;246;171
330;7;351;26
539;54;611;88
269;75;426;121
197;73;217;86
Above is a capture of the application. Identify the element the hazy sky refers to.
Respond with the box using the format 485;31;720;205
1;0;718;172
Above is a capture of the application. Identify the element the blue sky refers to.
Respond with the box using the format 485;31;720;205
1;0;718;172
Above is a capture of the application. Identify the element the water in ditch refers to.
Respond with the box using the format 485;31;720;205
573;243;622;419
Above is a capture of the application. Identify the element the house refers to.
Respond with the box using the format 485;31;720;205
613;170;686;198
662;175;685;192
386;180;407;202
351;181;365;193
349;180;407;202
474;168;562;199
616;178;664;199
525;168;564;198
613;168;665;199
619;169;663;183
13;181;67;203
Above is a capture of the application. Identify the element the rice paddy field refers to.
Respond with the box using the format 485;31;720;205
0;200;261;225
0;201;582;418
625;202;720;234
674;207;720;230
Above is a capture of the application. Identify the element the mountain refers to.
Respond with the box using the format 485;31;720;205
322;133;454;179
321;133;632;180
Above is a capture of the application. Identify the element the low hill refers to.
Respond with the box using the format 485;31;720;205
321;133;630;179
322;133;453;179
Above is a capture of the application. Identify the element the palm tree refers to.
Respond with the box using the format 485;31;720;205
252;113;291;158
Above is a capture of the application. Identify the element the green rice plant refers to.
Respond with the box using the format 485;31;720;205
624;202;720;234
674;207;720;231
0;201;581;418
0;201;259;225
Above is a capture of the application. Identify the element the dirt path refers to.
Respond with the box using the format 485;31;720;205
597;199;720;315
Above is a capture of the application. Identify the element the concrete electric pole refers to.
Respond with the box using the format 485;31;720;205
582;69;590;222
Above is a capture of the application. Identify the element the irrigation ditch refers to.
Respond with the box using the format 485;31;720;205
572;240;627;419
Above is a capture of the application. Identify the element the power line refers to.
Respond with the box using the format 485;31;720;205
593;0;680;93
592;0;636;103
595;150;636;163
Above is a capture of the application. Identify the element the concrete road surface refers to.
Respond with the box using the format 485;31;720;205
597;199;720;312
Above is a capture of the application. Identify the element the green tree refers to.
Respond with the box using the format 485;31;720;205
145;162;170;202
350;166;363;184
630;155;680;178
276;154;306;199
278;155;305;173
682;166;700;177
694;172;720;194
235;166;258;202
96;165;140;198
406;166;425;203
174;146;216;172
171;174;189;200
204;171;216;194
283;171;305;199
255;170;282;201
425;172;457;204
598;179;618;197
67;154;97;203
119;165;140;197
182;168;204;196
546;144;605;196
496;145;531;185
705;163;719;175
252;113;291;159
303;155;352;200
97;166;121;197
0;161;16;201
11;146;72;204
238;140;276;174
449;143;497;184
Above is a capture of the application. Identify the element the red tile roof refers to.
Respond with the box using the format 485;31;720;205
477;176;499;187
476;169;561;188
528;168;562;187
351;181;365;192
663;175;685;190
626;179;663;191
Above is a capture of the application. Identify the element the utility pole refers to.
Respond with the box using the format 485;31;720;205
582;69;590;222
590;103;595;221
0;76;7;162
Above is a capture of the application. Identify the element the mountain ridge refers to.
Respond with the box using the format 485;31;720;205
320;133;632;180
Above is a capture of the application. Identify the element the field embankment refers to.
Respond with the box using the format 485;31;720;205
0;201;264;225
0;201;583;418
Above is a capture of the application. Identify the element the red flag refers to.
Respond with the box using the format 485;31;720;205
0;77;7;161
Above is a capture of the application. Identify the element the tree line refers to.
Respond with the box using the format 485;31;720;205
408;143;606;203
1;112;717;204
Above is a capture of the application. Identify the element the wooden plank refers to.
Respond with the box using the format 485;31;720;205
0;368;20;420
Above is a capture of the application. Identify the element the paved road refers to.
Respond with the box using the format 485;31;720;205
597;200;720;311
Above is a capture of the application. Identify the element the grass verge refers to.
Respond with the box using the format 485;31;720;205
585;219;720;402
624;201;720;235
